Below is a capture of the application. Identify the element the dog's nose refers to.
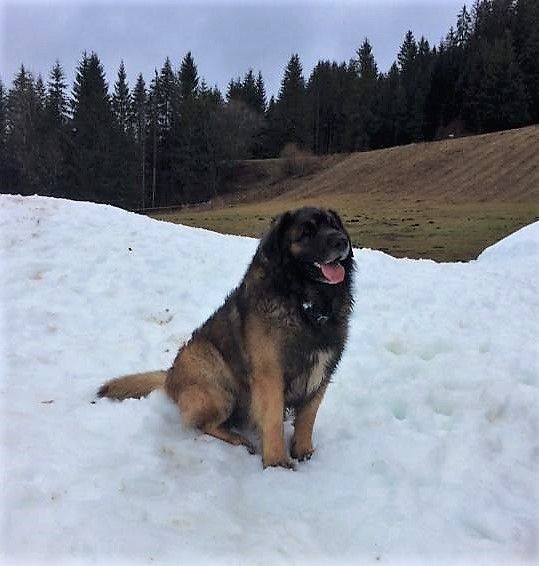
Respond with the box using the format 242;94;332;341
327;232;348;252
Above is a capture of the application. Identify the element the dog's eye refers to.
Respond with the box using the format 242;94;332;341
300;222;316;239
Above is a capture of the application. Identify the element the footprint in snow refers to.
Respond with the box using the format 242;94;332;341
146;309;174;325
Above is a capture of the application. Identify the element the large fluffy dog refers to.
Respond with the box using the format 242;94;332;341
99;207;354;469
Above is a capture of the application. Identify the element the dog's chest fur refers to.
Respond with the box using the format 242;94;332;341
285;349;333;406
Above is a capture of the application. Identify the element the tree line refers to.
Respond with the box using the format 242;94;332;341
1;0;537;209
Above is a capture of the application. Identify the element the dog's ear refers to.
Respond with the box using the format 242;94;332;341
260;211;292;258
328;209;345;230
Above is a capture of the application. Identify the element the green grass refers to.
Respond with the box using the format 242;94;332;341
151;197;538;262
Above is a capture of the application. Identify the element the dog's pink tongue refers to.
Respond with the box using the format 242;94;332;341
320;262;345;284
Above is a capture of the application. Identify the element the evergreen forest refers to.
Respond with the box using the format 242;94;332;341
1;0;537;209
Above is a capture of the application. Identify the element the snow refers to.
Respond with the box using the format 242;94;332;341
478;220;539;266
1;194;538;566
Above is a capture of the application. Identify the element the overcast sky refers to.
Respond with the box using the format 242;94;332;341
1;0;465;98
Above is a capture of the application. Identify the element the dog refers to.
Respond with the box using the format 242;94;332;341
98;207;354;469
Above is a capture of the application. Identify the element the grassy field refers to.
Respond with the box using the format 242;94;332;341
151;126;539;262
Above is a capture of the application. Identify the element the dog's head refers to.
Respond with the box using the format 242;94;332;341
261;207;353;285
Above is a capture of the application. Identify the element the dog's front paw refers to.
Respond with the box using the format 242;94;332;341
263;455;296;470
290;440;314;462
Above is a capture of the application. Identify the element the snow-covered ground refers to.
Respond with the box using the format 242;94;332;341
1;194;538;566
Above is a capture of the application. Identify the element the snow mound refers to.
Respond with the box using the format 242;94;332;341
478;221;539;264
1;195;538;566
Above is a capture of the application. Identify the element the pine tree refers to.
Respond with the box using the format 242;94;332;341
42;61;69;195
425;2;473;140
175;52;209;203
514;0;539;121
218;98;263;161
398;31;418;74
34;75;47;113
70;51;115;202
255;71;267;114
257;94;280;157
46;60;68;125
307;60;345;153
425;40;462;138
350;38;380;150
156;57;176;205
225;70;265;114
131;73;147;208
0;79;5;143
0;79;5;139
5;65;43;192
357;38;378;80
446;26;458;48
110;61;137;207
148;70;159;207
199;81;223;106
241;69;258;110
157;57;175;133
0;79;8;190
112;60;130;133
395;30;432;142
248;72;268;157
226;77;243;102
414;36;434;140
392;66;409;145
72;52;112;127
395;31;417;143
33;74;50;186
196;79;226;199
275;53;308;150
473;0;515;43
464;32;529;132
374;65;401;147
456;4;473;47
178;51;199;101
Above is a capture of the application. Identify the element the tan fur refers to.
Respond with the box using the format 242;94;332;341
166;337;237;403
291;383;328;461
245;315;292;469
166;338;239;438
98;371;166;400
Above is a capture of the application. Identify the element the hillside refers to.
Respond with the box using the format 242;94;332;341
153;125;539;261
276;125;539;203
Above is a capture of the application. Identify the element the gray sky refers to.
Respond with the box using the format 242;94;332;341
1;0;465;98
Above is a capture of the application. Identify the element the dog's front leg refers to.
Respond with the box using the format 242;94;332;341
250;369;294;470
247;318;294;470
291;384;327;461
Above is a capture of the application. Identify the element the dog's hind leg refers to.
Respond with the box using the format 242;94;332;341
178;384;254;454
201;424;256;454
166;338;255;454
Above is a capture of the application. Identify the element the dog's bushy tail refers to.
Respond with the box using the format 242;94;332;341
97;371;167;401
